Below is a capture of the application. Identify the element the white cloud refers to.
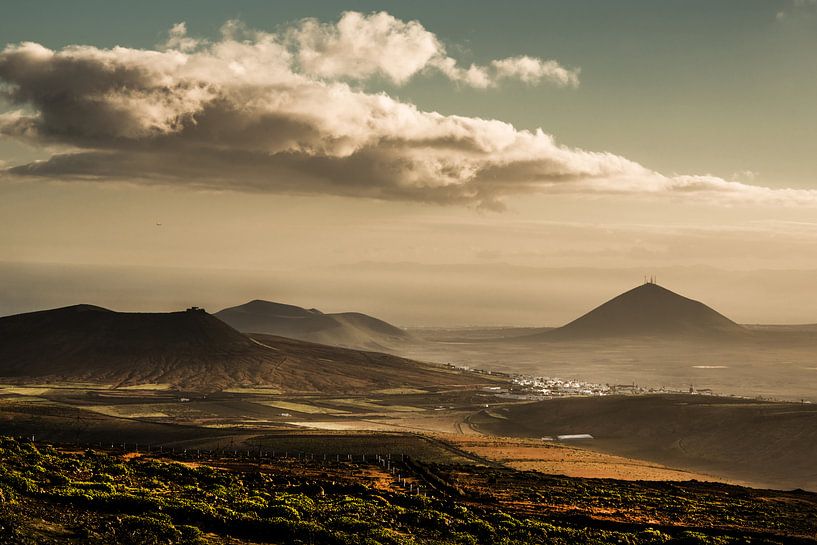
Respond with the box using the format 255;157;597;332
163;22;201;52
0;13;815;210
291;11;440;85
287;11;579;88
491;56;580;87
428;55;580;89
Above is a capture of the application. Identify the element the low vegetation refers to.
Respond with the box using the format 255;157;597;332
1;436;815;544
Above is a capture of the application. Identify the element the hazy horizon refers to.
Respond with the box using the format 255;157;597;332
4;260;817;327
4;2;817;326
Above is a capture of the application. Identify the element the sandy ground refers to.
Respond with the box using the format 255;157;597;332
438;434;735;483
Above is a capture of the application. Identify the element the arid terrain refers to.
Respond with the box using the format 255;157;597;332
0;380;813;490
215;299;413;351
470;394;817;490
0;305;489;393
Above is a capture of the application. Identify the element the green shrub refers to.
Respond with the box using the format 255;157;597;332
264;504;301;520
638;528;672;544
671;531;728;545
111;514;181;545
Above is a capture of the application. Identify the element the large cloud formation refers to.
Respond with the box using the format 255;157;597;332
0;11;815;209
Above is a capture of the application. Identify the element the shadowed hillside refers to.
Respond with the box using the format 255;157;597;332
215;299;412;350
0;305;485;392
529;282;746;340
471;394;817;490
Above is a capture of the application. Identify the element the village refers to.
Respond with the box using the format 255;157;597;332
488;373;718;401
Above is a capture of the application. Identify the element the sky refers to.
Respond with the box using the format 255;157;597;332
2;0;817;325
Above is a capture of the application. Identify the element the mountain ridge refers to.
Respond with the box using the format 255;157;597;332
0;305;481;392
215;299;411;350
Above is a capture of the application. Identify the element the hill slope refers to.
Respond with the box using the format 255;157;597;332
4;434;817;545
0;305;483;392
532;283;745;340
471;394;817;490
215;299;412;350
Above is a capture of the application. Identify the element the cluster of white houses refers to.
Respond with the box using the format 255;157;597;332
479;376;609;400
488;375;721;400
506;376;609;399
446;362;726;400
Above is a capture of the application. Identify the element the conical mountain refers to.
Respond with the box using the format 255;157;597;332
536;283;745;340
215;299;411;350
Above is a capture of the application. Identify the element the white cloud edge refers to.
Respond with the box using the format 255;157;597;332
278;11;580;88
